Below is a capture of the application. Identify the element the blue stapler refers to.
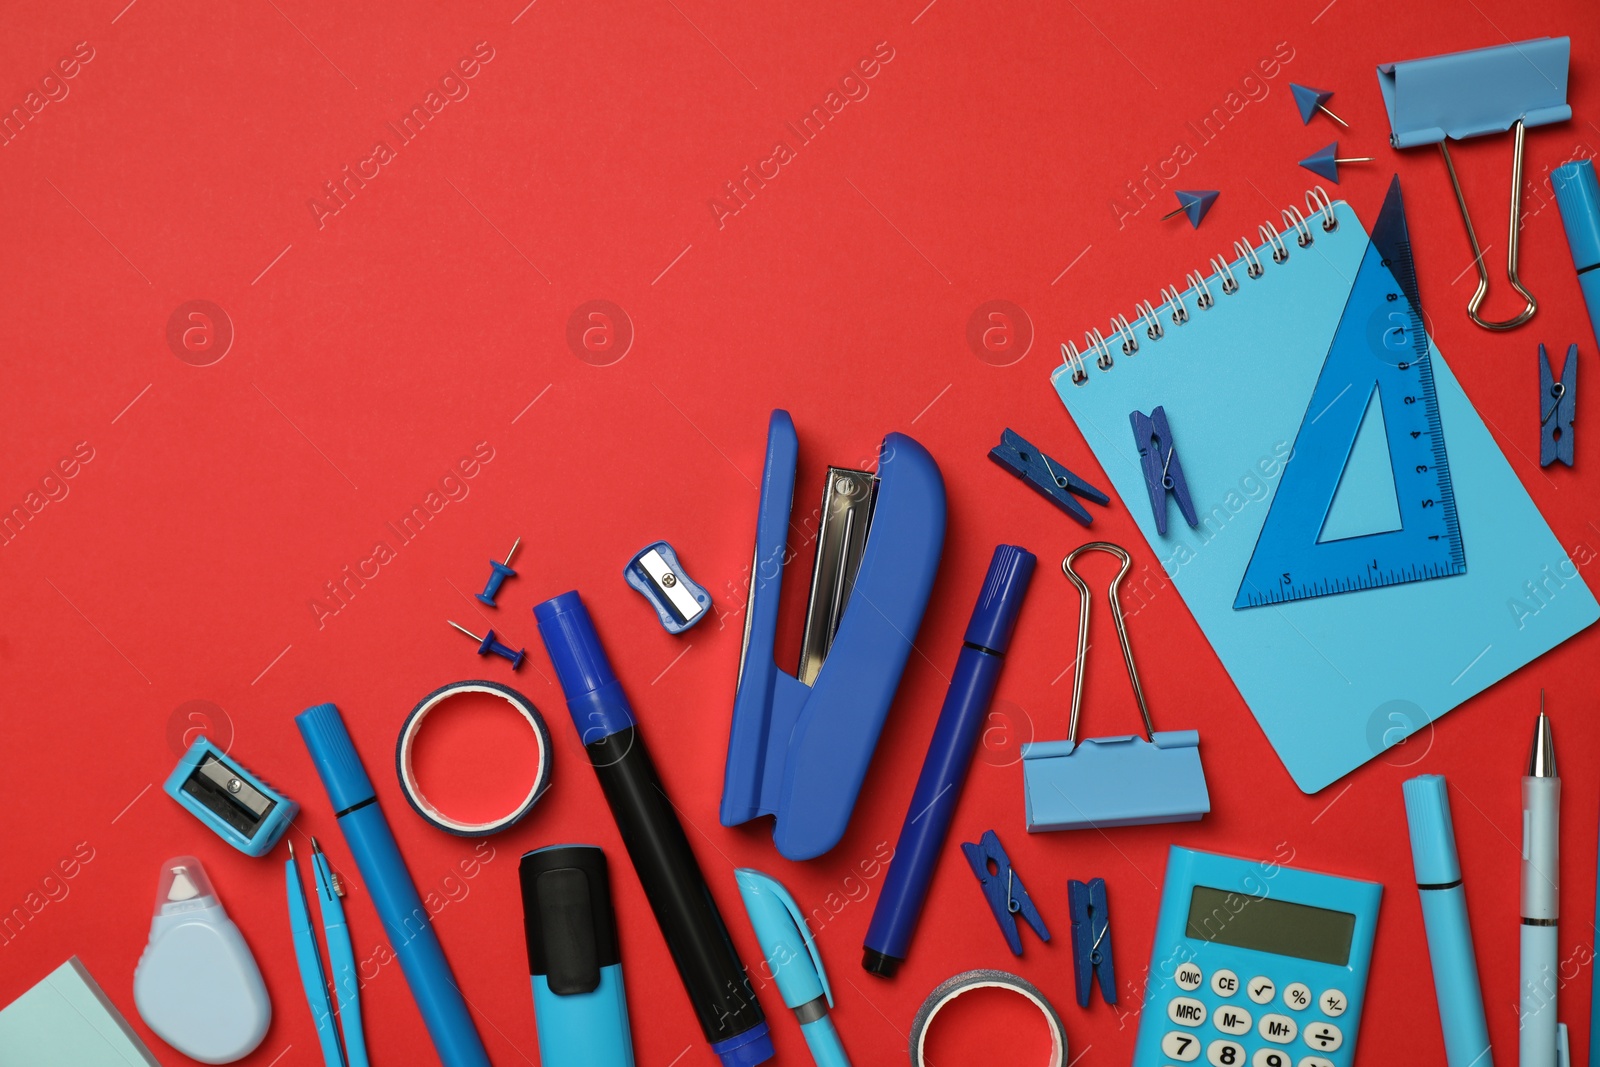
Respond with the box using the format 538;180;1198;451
721;409;946;861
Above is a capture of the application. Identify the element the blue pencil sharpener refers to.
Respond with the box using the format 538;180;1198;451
164;738;297;856
624;540;711;633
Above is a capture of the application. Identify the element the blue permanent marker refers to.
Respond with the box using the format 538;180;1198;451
1402;774;1492;1067
862;545;1036;977
535;590;774;1067
295;702;490;1067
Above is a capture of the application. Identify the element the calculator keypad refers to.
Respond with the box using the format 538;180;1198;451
1153;978;1351;1067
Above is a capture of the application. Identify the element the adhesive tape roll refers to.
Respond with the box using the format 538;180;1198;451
909;969;1067;1067
396;680;552;836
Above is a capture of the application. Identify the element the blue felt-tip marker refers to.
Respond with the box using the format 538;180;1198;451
1554;159;1600;351
535;590;774;1067
862;544;1036;977
1403;774;1493;1067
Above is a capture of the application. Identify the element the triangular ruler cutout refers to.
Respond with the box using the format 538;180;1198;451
1235;177;1466;609
1318;384;1403;542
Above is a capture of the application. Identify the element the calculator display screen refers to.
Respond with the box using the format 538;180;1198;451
1185;886;1355;966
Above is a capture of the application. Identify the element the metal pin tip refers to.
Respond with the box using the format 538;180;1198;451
1528;710;1556;777
505;537;522;564
310;836;323;855
447;620;480;640
286;839;296;858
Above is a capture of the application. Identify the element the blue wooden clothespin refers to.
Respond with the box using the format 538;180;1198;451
989;428;1109;526
961;830;1049;956
1540;343;1577;467
1069;878;1117;1008
1130;407;1198;535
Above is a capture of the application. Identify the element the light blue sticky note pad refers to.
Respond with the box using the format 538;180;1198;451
1051;199;1597;793
0;957;160;1067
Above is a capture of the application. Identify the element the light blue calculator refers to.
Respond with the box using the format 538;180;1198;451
1133;847;1381;1067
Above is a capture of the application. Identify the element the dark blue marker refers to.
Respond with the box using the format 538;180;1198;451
863;545;1036;977
535;591;773;1067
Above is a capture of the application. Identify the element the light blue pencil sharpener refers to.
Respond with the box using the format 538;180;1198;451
1022;543;1210;832
164;738;297;857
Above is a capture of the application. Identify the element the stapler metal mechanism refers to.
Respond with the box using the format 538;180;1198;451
721;409;946;861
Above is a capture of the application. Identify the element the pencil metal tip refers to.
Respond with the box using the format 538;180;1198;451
1528;710;1556;777
287;839;296;858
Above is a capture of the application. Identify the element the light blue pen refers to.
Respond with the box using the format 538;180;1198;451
1403;775;1493;1067
736;869;851;1067
312;838;368;1067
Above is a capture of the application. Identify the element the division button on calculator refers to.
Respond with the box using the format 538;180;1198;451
1296;1058;1335;1067
1161;1031;1201;1061
1283;983;1311;1010
1251;1050;1292;1067
1317;989;1346;1017
1212;1006;1251;1035
1258;1013;1298;1043
1174;963;1204;991
1303;1022;1343;1052
1205;1039;1245;1066
1169;997;1208;1027
1210;969;1240;997
1246;977;1276;1004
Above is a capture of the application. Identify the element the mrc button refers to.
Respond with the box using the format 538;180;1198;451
1168;997;1208;1027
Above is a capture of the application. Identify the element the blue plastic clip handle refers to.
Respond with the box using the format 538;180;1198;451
989;428;1108;526
1378;38;1570;148
1068;878;1117;1008
1539;344;1576;468
720;410;946;861
961;830;1049;956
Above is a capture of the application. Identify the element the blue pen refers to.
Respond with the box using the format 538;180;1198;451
1403;775;1493;1067
736;869;851;1067
296;702;491;1067
1553;159;1600;350
862;545;1036;977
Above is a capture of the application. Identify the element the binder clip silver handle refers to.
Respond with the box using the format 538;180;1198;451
1061;542;1156;745
1439;119;1537;331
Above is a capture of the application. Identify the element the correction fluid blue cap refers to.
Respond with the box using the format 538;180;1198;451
712;1021;774;1067
295;702;377;812
964;544;1038;653
533;590;638;741
1402;774;1462;884
1553;160;1600;269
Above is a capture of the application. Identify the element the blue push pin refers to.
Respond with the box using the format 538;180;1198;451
1290;83;1348;128
1298;141;1375;184
475;538;521;606
1161;190;1219;229
448;620;526;670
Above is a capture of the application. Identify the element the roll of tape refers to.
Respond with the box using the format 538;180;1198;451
909;969;1067;1067
396;680;552;836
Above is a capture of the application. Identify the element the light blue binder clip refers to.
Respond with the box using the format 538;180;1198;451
1378;37;1570;330
1022;542;1209;832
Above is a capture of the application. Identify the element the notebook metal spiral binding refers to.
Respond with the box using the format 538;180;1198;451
1059;187;1338;387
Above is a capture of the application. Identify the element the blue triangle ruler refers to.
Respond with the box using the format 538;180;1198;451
1235;177;1466;609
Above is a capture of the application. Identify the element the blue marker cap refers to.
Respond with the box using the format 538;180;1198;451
295;702;376;813
963;545;1038;653
1554;160;1600;269
1402;774;1462;884
711;1023;774;1067
534;590;639;743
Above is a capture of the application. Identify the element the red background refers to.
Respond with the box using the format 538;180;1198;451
2;1;1599;1065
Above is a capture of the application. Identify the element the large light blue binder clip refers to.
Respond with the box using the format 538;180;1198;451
1378;37;1570;330
1022;542;1209;832
721;409;946;861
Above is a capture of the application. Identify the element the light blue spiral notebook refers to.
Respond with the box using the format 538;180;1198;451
1050;191;1597;793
